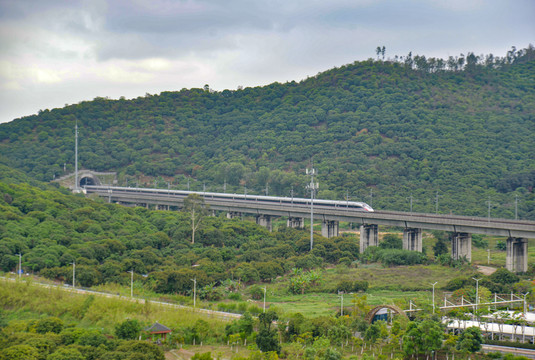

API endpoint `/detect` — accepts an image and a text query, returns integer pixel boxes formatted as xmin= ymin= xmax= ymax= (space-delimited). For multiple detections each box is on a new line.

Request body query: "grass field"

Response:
xmin=262 ymin=263 xmax=479 ymax=317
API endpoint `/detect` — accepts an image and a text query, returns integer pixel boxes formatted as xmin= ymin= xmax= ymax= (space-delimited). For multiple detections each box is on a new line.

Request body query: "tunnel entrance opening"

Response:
xmin=80 ymin=177 xmax=96 ymax=187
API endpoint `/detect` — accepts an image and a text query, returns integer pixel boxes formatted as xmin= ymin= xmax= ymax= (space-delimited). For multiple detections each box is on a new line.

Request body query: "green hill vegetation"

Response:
xmin=1 ymin=46 xmax=535 ymax=359
xmin=1 ymin=46 xmax=534 ymax=218
xmin=1 ymin=169 xmax=534 ymax=359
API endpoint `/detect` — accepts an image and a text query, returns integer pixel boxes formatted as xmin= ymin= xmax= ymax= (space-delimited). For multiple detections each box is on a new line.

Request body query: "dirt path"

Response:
xmin=166 ymin=349 xmax=195 ymax=360
xmin=476 ymin=265 xmax=497 ymax=275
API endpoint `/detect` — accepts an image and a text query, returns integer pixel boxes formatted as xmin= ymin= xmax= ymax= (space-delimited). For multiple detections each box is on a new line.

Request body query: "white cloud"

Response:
xmin=0 ymin=0 xmax=533 ymax=124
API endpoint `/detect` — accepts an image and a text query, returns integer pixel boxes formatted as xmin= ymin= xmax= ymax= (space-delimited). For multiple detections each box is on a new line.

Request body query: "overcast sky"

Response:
xmin=0 ymin=0 xmax=533 ymax=124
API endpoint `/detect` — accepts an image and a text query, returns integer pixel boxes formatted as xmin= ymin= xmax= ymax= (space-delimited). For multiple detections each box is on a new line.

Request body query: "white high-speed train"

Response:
xmin=83 ymin=185 xmax=374 ymax=212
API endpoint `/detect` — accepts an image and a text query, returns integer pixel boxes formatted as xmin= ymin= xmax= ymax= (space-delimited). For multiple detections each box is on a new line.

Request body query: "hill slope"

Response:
xmin=1 ymin=47 xmax=534 ymax=218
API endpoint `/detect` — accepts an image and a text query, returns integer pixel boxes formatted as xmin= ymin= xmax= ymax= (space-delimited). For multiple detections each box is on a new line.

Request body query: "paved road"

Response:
xmin=482 ymin=344 xmax=535 ymax=359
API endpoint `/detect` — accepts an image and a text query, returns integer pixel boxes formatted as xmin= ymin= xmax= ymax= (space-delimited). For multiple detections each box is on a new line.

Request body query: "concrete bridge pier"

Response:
xmin=451 ymin=232 xmax=472 ymax=261
xmin=403 ymin=228 xmax=422 ymax=252
xmin=287 ymin=217 xmax=304 ymax=229
xmin=506 ymin=237 xmax=528 ymax=273
xmin=360 ymin=224 xmax=378 ymax=253
xmin=321 ymin=220 xmax=339 ymax=238
xmin=256 ymin=215 xmax=273 ymax=232
xmin=226 ymin=212 xmax=242 ymax=219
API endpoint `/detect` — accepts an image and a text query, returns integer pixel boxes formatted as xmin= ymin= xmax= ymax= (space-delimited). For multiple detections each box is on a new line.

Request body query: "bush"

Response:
xmin=115 ymin=319 xmax=141 ymax=340
xmin=336 ymin=280 xmax=353 ymax=293
xmin=353 ymin=280 xmax=369 ymax=292
xmin=490 ymin=268 xmax=519 ymax=285
xmin=379 ymin=249 xmax=426 ymax=267
xmin=228 ymin=292 xmax=241 ymax=301
xmin=249 ymin=285 xmax=264 ymax=300
xmin=379 ymin=234 xmax=402 ymax=249
xmin=471 ymin=234 xmax=488 ymax=248
xmin=444 ymin=277 xmax=468 ymax=291
xmin=35 ymin=317 xmax=63 ymax=334
xmin=191 ymin=352 xmax=213 ymax=360
xmin=335 ymin=280 xmax=368 ymax=293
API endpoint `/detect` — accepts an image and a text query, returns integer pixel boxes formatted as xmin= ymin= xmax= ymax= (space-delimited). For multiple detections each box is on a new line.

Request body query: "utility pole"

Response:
xmin=486 ymin=197 xmax=492 ymax=221
xmin=515 ymin=195 xmax=520 ymax=220
xmin=263 ymin=286 xmax=267 ymax=313
xmin=306 ymin=167 xmax=318 ymax=251
xmin=431 ymin=282 xmax=437 ymax=313
xmin=71 ymin=260 xmax=76 ymax=289
xmin=473 ymin=277 xmax=481 ymax=310
xmin=407 ymin=194 xmax=414 ymax=213
xmin=435 ymin=191 xmax=441 ymax=214
xmin=129 ymin=269 xmax=134 ymax=298
xmin=191 ymin=278 xmax=197 ymax=308
xmin=339 ymin=291 xmax=344 ymax=316
xmin=368 ymin=189 xmax=373 ymax=207
xmin=74 ymin=120 xmax=79 ymax=191
xmin=16 ymin=253 xmax=22 ymax=279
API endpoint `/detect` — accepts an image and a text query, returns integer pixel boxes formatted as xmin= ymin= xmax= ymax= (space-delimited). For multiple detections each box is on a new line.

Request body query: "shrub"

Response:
xmin=335 ymin=280 xmax=368 ymax=293
xmin=35 ymin=317 xmax=64 ymax=334
xmin=490 ymin=268 xmax=519 ymax=284
xmin=192 ymin=352 xmax=213 ymax=360
xmin=338 ymin=257 xmax=352 ymax=266
xmin=379 ymin=249 xmax=426 ymax=267
xmin=444 ymin=277 xmax=468 ymax=291
xmin=115 ymin=319 xmax=141 ymax=340
xmin=471 ymin=234 xmax=488 ymax=248
xmin=228 ymin=292 xmax=241 ymax=301
xmin=379 ymin=234 xmax=402 ymax=249
xmin=249 ymin=285 xmax=264 ymax=300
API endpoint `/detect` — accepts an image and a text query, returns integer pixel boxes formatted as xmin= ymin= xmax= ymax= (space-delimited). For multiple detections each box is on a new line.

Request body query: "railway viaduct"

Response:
xmin=83 ymin=185 xmax=535 ymax=273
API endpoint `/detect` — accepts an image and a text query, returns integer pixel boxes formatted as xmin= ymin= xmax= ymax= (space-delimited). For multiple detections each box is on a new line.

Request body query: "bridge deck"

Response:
xmin=85 ymin=186 xmax=535 ymax=238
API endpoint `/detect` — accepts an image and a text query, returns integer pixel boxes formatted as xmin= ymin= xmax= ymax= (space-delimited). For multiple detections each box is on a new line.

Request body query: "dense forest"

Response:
xmin=0 ymin=163 xmax=358 ymax=294
xmin=0 ymin=46 xmax=534 ymax=219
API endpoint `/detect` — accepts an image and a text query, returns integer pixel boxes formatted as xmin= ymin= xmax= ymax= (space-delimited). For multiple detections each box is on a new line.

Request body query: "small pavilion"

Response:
xmin=144 ymin=322 xmax=172 ymax=343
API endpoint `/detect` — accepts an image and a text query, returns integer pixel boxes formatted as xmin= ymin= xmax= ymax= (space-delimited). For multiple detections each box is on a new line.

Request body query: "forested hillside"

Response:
xmin=0 ymin=174 xmax=361 ymax=294
xmin=1 ymin=46 xmax=534 ymax=218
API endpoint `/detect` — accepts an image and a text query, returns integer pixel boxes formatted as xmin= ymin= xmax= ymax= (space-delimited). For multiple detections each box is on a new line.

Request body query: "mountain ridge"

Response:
xmin=1 ymin=46 xmax=534 ymax=218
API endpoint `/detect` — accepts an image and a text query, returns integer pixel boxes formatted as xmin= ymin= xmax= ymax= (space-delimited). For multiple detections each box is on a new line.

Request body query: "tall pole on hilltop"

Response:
xmin=306 ymin=167 xmax=318 ymax=251
xmin=74 ymin=120 xmax=79 ymax=191
xmin=72 ymin=260 xmax=76 ymax=289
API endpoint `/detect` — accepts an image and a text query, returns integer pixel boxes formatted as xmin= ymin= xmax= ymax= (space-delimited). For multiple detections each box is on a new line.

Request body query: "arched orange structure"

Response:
xmin=365 ymin=304 xmax=407 ymax=323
